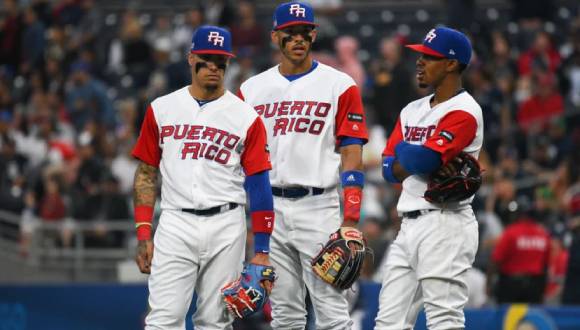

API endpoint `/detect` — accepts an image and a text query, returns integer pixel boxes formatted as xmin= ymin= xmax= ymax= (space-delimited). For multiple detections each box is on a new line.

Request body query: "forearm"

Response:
xmin=340 ymin=144 xmax=364 ymax=227
xmin=382 ymin=156 xmax=411 ymax=183
xmin=133 ymin=162 xmax=158 ymax=240
xmin=245 ymin=171 xmax=274 ymax=254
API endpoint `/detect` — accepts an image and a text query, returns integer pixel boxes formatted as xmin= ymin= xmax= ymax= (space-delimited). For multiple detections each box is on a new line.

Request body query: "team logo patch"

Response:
xmin=347 ymin=113 xmax=363 ymax=122
xmin=438 ymin=130 xmax=454 ymax=142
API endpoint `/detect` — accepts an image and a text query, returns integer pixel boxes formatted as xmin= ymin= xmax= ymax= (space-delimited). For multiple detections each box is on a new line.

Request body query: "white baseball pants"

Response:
xmin=145 ymin=207 xmax=246 ymax=330
xmin=269 ymin=189 xmax=353 ymax=330
xmin=375 ymin=208 xmax=479 ymax=330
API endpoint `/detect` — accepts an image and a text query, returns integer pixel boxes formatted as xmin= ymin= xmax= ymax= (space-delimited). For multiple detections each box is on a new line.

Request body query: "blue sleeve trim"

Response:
xmin=245 ymin=171 xmax=273 ymax=212
xmin=339 ymin=137 xmax=365 ymax=147
xmin=254 ymin=233 xmax=271 ymax=254
xmin=382 ymin=156 xmax=400 ymax=183
xmin=395 ymin=142 xmax=442 ymax=174
xmin=341 ymin=170 xmax=365 ymax=187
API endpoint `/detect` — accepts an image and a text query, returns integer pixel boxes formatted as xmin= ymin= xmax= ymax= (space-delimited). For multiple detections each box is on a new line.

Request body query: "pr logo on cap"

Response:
xmin=425 ymin=29 xmax=437 ymax=43
xmin=405 ymin=26 xmax=472 ymax=65
xmin=190 ymin=25 xmax=235 ymax=57
xmin=289 ymin=4 xmax=306 ymax=17
xmin=208 ymin=31 xmax=224 ymax=47
xmin=273 ymin=2 xmax=317 ymax=31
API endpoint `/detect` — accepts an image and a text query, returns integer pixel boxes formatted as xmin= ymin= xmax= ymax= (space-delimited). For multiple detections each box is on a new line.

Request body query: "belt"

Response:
xmin=182 ymin=203 xmax=238 ymax=216
xmin=402 ymin=209 xmax=438 ymax=219
xmin=272 ymin=186 xmax=325 ymax=198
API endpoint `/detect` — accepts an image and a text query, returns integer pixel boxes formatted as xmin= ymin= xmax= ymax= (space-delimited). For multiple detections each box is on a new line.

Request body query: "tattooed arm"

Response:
xmin=134 ymin=161 xmax=158 ymax=274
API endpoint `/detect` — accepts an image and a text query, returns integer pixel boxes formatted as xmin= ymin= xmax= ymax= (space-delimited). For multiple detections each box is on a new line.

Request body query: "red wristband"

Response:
xmin=343 ymin=187 xmax=362 ymax=222
xmin=251 ymin=210 xmax=274 ymax=234
xmin=135 ymin=205 xmax=153 ymax=241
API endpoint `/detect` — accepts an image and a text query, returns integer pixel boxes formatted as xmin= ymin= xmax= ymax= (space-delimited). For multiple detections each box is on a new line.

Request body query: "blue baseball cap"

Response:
xmin=273 ymin=2 xmax=317 ymax=31
xmin=406 ymin=27 xmax=472 ymax=65
xmin=190 ymin=25 xmax=235 ymax=57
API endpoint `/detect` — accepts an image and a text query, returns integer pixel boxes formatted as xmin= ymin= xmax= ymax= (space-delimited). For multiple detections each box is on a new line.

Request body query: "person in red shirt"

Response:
xmin=487 ymin=201 xmax=551 ymax=304
xmin=517 ymin=72 xmax=564 ymax=133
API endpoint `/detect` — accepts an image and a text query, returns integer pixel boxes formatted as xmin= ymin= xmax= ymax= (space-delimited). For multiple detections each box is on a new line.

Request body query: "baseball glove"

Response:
xmin=311 ymin=227 xmax=367 ymax=290
xmin=424 ymin=152 xmax=482 ymax=204
xmin=221 ymin=263 xmax=276 ymax=319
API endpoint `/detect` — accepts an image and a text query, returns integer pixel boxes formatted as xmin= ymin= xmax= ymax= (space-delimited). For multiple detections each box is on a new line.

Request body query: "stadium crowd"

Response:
xmin=1 ymin=0 xmax=579 ymax=309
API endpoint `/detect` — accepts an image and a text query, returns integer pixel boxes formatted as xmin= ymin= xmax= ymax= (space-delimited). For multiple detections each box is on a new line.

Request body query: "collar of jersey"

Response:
xmin=428 ymin=88 xmax=466 ymax=109
xmin=194 ymin=93 xmax=224 ymax=108
xmin=281 ymin=61 xmax=319 ymax=82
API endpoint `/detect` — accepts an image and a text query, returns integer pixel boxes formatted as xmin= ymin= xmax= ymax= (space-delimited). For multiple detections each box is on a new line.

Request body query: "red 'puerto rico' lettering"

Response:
xmin=180 ymin=142 xmax=231 ymax=164
xmin=404 ymin=125 xmax=436 ymax=142
xmin=254 ymin=100 xmax=331 ymax=137
xmin=160 ymin=124 xmax=240 ymax=150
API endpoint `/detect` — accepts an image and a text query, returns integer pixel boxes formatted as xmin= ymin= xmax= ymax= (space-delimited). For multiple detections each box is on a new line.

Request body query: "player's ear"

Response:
xmin=187 ymin=53 xmax=196 ymax=67
xmin=310 ymin=29 xmax=317 ymax=43
xmin=271 ymin=30 xmax=279 ymax=45
xmin=446 ymin=59 xmax=460 ymax=73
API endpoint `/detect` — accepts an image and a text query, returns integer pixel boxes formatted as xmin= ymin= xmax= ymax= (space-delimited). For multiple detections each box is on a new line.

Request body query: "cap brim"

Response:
xmin=191 ymin=50 xmax=236 ymax=58
xmin=274 ymin=21 xmax=318 ymax=31
xmin=405 ymin=44 xmax=445 ymax=58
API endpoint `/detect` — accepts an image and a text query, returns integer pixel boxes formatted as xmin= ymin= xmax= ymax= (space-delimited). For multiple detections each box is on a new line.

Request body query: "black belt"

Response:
xmin=402 ymin=209 xmax=438 ymax=219
xmin=182 ymin=203 xmax=238 ymax=216
xmin=272 ymin=186 xmax=325 ymax=198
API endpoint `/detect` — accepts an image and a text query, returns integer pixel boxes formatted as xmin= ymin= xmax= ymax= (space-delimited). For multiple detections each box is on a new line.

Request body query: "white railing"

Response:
xmin=0 ymin=210 xmax=139 ymax=280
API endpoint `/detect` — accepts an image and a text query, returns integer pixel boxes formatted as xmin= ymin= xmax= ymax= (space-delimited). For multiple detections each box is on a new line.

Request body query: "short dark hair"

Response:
xmin=458 ymin=63 xmax=468 ymax=73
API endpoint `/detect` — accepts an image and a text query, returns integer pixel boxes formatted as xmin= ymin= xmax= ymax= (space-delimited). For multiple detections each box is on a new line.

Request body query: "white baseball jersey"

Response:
xmin=383 ymin=90 xmax=483 ymax=212
xmin=239 ymin=62 xmax=368 ymax=188
xmin=132 ymin=86 xmax=271 ymax=210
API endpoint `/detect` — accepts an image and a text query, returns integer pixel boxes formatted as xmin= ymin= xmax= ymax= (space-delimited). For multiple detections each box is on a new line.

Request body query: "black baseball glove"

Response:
xmin=311 ymin=227 xmax=367 ymax=290
xmin=424 ymin=152 xmax=482 ymax=204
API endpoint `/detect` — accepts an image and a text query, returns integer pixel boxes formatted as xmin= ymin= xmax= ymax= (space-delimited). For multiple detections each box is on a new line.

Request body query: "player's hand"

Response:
xmin=249 ymin=253 xmax=274 ymax=295
xmin=136 ymin=239 xmax=154 ymax=274
xmin=435 ymin=156 xmax=463 ymax=177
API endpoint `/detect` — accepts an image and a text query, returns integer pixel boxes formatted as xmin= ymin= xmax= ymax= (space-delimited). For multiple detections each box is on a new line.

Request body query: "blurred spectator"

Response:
xmin=120 ymin=17 xmax=153 ymax=89
xmin=64 ymin=61 xmax=116 ymax=130
xmin=370 ymin=36 xmax=416 ymax=133
xmin=68 ymin=0 xmax=102 ymax=52
xmin=487 ymin=201 xmax=551 ymax=304
xmin=559 ymin=26 xmax=580 ymax=107
xmin=20 ymin=6 xmax=46 ymax=74
xmin=0 ymin=0 xmax=23 ymax=71
xmin=38 ymin=173 xmax=67 ymax=221
xmin=306 ymin=0 xmax=343 ymax=52
xmin=172 ymin=7 xmax=204 ymax=54
xmin=0 ymin=136 xmax=27 ymax=213
xmin=334 ymin=36 xmax=365 ymax=89
xmin=69 ymin=130 xmax=106 ymax=221
xmin=517 ymin=72 xmax=564 ymax=133
xmin=224 ymin=48 xmax=257 ymax=93
xmin=204 ymin=0 xmax=235 ymax=27
xmin=51 ymin=0 xmax=83 ymax=27
xmin=230 ymin=1 xmax=265 ymax=56
xmin=517 ymin=31 xmax=561 ymax=77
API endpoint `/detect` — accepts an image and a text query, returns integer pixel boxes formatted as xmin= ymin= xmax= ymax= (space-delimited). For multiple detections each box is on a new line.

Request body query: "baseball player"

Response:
xmin=238 ymin=2 xmax=369 ymax=329
xmin=376 ymin=27 xmax=483 ymax=330
xmin=131 ymin=25 xmax=275 ymax=330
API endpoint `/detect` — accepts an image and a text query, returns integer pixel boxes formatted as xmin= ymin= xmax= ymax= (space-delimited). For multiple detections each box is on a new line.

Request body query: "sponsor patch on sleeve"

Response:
xmin=347 ymin=113 xmax=363 ymax=122
xmin=438 ymin=130 xmax=454 ymax=142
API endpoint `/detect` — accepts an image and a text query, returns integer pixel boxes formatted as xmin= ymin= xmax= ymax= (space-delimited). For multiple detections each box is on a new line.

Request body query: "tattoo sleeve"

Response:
xmin=133 ymin=162 xmax=158 ymax=207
